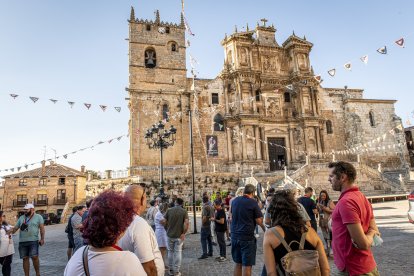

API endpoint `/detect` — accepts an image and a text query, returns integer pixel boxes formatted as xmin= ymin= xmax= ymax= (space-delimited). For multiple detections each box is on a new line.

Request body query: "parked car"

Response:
xmin=41 ymin=213 xmax=52 ymax=225
xmin=408 ymin=189 xmax=414 ymax=224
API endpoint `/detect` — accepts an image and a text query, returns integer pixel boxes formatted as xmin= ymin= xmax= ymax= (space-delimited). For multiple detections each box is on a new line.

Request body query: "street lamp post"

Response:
xmin=144 ymin=121 xmax=177 ymax=200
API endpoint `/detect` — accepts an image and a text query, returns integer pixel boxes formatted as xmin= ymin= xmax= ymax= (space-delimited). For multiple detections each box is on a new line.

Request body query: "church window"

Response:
xmin=284 ymin=92 xmax=291 ymax=102
xmin=166 ymin=27 xmax=170 ymax=34
xmin=212 ymin=93 xmax=219 ymax=105
xmin=326 ymin=120 xmax=333 ymax=134
xmin=144 ymin=48 xmax=156 ymax=68
xmin=369 ymin=111 xmax=375 ymax=127
xmin=171 ymin=43 xmax=177 ymax=52
xmin=227 ymin=83 xmax=232 ymax=92
xmin=255 ymin=90 xmax=261 ymax=101
xmin=146 ymin=24 xmax=151 ymax=31
xmin=162 ymin=104 xmax=169 ymax=121
xmin=213 ymin=114 xmax=224 ymax=131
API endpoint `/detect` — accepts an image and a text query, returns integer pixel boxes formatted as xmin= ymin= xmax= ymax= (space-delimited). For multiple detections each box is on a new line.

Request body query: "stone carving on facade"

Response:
xmin=231 ymin=126 xmax=240 ymax=144
xmin=262 ymin=55 xmax=276 ymax=72
xmin=294 ymin=127 xmax=303 ymax=145
xmin=240 ymin=48 xmax=249 ymax=65
xmin=246 ymin=128 xmax=255 ymax=160
xmin=297 ymin=53 xmax=308 ymax=70
xmin=266 ymin=97 xmax=281 ymax=117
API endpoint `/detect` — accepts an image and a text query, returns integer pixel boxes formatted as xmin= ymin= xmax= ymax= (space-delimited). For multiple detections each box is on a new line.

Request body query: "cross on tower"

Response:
xmin=260 ymin=18 xmax=268 ymax=27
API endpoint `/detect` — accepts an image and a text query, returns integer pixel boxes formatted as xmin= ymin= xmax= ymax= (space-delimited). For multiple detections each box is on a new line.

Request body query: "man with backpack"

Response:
xmin=65 ymin=207 xmax=77 ymax=261
xmin=329 ymin=161 xmax=380 ymax=276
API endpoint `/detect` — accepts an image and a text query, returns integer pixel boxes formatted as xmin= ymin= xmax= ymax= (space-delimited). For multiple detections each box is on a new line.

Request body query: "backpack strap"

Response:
xmin=299 ymin=226 xmax=309 ymax=250
xmin=82 ymin=246 xmax=90 ymax=276
xmin=270 ymin=227 xmax=292 ymax=253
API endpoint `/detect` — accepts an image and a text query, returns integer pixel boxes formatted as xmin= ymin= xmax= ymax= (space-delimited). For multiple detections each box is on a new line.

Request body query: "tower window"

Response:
xmin=171 ymin=43 xmax=177 ymax=52
xmin=212 ymin=93 xmax=219 ymax=105
xmin=145 ymin=48 xmax=156 ymax=68
xmin=284 ymin=92 xmax=291 ymax=102
xmin=166 ymin=27 xmax=170 ymax=34
xmin=146 ymin=24 xmax=151 ymax=31
xmin=213 ymin=114 xmax=224 ymax=131
xmin=326 ymin=120 xmax=333 ymax=134
xmin=369 ymin=111 xmax=375 ymax=127
xmin=255 ymin=90 xmax=261 ymax=101
xmin=162 ymin=104 xmax=169 ymax=121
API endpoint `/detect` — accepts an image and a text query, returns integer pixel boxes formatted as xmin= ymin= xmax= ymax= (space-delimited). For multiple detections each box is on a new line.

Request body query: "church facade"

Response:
xmin=127 ymin=7 xmax=409 ymax=177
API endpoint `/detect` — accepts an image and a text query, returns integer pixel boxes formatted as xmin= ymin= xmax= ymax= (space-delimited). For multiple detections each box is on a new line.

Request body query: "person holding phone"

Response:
xmin=8 ymin=203 xmax=45 ymax=276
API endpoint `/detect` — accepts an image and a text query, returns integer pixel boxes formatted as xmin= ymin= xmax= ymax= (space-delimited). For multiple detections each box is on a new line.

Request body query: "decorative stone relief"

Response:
xmin=266 ymin=97 xmax=281 ymax=117
xmin=262 ymin=55 xmax=277 ymax=72
xmin=297 ymin=53 xmax=308 ymax=70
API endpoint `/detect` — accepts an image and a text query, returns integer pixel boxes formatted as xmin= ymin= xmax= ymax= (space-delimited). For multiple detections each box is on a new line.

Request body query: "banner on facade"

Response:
xmin=206 ymin=135 xmax=218 ymax=156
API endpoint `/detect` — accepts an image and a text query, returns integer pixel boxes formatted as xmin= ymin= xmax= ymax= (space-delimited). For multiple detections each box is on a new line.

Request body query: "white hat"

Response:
xmin=23 ymin=203 xmax=34 ymax=210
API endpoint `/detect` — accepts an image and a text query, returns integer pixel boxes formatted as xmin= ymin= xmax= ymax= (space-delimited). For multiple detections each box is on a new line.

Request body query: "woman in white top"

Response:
xmin=64 ymin=190 xmax=146 ymax=276
xmin=0 ymin=211 xmax=14 ymax=276
xmin=154 ymin=203 xmax=169 ymax=266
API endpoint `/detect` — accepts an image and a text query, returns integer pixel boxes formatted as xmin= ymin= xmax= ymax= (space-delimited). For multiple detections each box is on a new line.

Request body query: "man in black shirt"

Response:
xmin=297 ymin=187 xmax=318 ymax=231
xmin=212 ymin=200 xmax=227 ymax=262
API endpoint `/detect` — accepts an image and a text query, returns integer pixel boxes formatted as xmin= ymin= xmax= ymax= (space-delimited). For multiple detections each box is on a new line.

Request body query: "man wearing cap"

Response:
xmin=9 ymin=203 xmax=45 ymax=276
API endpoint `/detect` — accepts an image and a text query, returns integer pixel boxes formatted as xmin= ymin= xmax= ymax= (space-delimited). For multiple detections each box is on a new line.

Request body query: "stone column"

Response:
xmin=261 ymin=127 xmax=268 ymax=161
xmin=224 ymin=83 xmax=230 ymax=114
xmin=288 ymin=127 xmax=294 ymax=163
xmin=241 ymin=126 xmax=247 ymax=160
xmin=254 ymin=126 xmax=262 ymax=160
xmin=237 ymin=80 xmax=243 ymax=114
xmin=227 ymin=127 xmax=233 ymax=161
xmin=315 ymin=127 xmax=322 ymax=156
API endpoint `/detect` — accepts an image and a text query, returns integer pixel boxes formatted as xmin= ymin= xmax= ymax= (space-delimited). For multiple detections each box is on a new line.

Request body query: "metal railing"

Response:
xmin=53 ymin=197 xmax=67 ymax=205
xmin=34 ymin=199 xmax=48 ymax=206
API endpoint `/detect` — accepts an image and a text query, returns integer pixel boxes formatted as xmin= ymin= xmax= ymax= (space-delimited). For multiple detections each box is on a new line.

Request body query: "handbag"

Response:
xmin=82 ymin=246 xmax=90 ymax=276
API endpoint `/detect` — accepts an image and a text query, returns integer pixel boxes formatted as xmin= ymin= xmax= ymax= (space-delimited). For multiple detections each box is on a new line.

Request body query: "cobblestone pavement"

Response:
xmin=10 ymin=200 xmax=413 ymax=275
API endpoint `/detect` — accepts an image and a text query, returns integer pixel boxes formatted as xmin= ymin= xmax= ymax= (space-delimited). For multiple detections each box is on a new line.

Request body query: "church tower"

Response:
xmin=127 ymin=7 xmax=190 ymax=172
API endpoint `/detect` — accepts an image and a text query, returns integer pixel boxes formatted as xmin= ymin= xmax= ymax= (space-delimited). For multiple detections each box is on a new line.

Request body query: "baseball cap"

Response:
xmin=23 ymin=203 xmax=34 ymax=210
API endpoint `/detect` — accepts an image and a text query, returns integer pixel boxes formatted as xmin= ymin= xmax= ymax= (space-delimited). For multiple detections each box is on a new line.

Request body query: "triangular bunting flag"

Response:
xmin=10 ymin=168 xmax=14 ymax=172
xmin=183 ymin=15 xmax=195 ymax=36
xmin=360 ymin=55 xmax=368 ymax=64
xmin=29 ymin=97 xmax=39 ymax=103
xmin=99 ymin=105 xmax=107 ymax=112
xmin=327 ymin=69 xmax=336 ymax=77
xmin=286 ymin=84 xmax=294 ymax=90
xmin=84 ymin=103 xmax=92 ymax=110
xmin=117 ymin=136 xmax=123 ymax=141
xmin=24 ymin=164 xmax=28 ymax=169
xmin=114 ymin=107 xmax=121 ymax=113
xmin=49 ymin=99 xmax=58 ymax=104
xmin=68 ymin=101 xmax=75 ymax=108
xmin=63 ymin=154 xmax=68 ymax=159
xmin=108 ymin=139 xmax=113 ymax=144
xmin=98 ymin=141 xmax=104 ymax=145
xmin=395 ymin=38 xmax=405 ymax=48
xmin=377 ymin=46 xmax=387 ymax=54
xmin=10 ymin=94 xmax=19 ymax=99
xmin=17 ymin=167 xmax=21 ymax=171
xmin=344 ymin=63 xmax=352 ymax=70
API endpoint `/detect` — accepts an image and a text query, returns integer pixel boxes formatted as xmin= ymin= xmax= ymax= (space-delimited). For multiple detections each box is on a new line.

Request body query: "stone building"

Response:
xmin=126 ymin=7 xmax=409 ymax=194
xmin=2 ymin=161 xmax=86 ymax=224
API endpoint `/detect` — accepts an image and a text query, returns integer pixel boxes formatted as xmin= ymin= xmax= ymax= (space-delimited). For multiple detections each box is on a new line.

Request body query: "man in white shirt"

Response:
xmin=118 ymin=184 xmax=164 ymax=276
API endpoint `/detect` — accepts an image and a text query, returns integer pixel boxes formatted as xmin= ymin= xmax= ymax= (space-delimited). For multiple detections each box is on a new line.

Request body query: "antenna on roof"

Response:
xmin=42 ymin=146 xmax=47 ymax=161
xmin=51 ymin=148 xmax=57 ymax=163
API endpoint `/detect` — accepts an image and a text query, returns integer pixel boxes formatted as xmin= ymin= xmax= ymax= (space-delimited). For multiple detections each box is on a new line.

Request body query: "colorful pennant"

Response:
xmin=327 ymin=69 xmax=336 ymax=77
xmin=377 ymin=46 xmax=387 ymax=54
xmin=344 ymin=62 xmax=352 ymax=71
xmin=360 ymin=55 xmax=369 ymax=64
xmin=84 ymin=103 xmax=92 ymax=110
xmin=99 ymin=105 xmax=107 ymax=112
xmin=395 ymin=38 xmax=405 ymax=48
xmin=29 ymin=97 xmax=39 ymax=103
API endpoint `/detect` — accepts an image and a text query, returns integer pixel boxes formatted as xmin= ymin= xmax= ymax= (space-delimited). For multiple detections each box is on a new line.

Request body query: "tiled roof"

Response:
xmin=3 ymin=163 xmax=85 ymax=179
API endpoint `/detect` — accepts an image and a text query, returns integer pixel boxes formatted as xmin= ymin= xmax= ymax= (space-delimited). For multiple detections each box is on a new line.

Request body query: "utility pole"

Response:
xmin=189 ymin=107 xmax=197 ymax=234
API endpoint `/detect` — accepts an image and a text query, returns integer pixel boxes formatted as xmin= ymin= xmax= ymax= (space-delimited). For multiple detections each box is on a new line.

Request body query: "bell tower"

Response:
xmin=128 ymin=7 xmax=189 ymax=171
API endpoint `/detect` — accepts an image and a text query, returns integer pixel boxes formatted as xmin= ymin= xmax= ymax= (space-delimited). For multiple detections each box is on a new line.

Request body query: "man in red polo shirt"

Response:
xmin=328 ymin=161 xmax=380 ymax=276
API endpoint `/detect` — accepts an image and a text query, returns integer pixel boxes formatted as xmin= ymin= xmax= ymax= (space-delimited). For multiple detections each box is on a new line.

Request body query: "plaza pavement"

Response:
xmin=10 ymin=200 xmax=413 ymax=275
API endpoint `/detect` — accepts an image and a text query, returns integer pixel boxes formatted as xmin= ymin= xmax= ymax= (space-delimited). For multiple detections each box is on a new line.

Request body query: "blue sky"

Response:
xmin=0 ymin=0 xmax=413 ymax=177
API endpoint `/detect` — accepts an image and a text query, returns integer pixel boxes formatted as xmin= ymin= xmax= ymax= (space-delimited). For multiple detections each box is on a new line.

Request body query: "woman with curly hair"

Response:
xmin=317 ymin=190 xmax=335 ymax=257
xmin=263 ymin=190 xmax=329 ymax=276
xmin=64 ymin=190 xmax=145 ymax=275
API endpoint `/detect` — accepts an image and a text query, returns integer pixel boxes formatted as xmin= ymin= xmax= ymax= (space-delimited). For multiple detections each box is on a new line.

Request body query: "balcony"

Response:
xmin=34 ymin=198 xmax=48 ymax=206
xmin=53 ymin=197 xmax=67 ymax=205
xmin=13 ymin=199 xmax=28 ymax=207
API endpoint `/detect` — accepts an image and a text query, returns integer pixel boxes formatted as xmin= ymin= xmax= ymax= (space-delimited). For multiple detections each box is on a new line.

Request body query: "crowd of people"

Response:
xmin=1 ymin=161 xmax=382 ymax=276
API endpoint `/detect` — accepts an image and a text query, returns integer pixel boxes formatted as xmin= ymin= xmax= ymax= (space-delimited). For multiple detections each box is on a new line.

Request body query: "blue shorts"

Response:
xmin=231 ymin=238 xmax=257 ymax=266
xmin=18 ymin=241 xmax=39 ymax=259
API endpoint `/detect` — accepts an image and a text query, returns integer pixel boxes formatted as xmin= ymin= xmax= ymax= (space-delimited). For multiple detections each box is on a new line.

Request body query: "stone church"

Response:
xmin=126 ymin=7 xmax=409 ymax=188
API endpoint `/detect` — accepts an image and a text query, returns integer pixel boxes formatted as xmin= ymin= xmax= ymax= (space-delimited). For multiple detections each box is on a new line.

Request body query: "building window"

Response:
xmin=58 ymin=177 xmax=66 ymax=185
xmin=166 ymin=27 xmax=170 ymax=34
xmin=18 ymin=179 xmax=27 ymax=186
xmin=212 ymin=93 xmax=219 ymax=105
xmin=227 ymin=83 xmax=232 ymax=92
xmin=255 ymin=90 xmax=261 ymax=101
xmin=144 ymin=48 xmax=156 ymax=68
xmin=171 ymin=43 xmax=176 ymax=52
xmin=326 ymin=120 xmax=333 ymax=134
xmin=369 ymin=111 xmax=375 ymax=127
xmin=284 ymin=92 xmax=291 ymax=102
xmin=57 ymin=189 xmax=66 ymax=199
xmin=39 ymin=178 xmax=47 ymax=186
xmin=162 ymin=104 xmax=169 ymax=121
xmin=146 ymin=24 xmax=151 ymax=31
xmin=213 ymin=114 xmax=224 ymax=131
